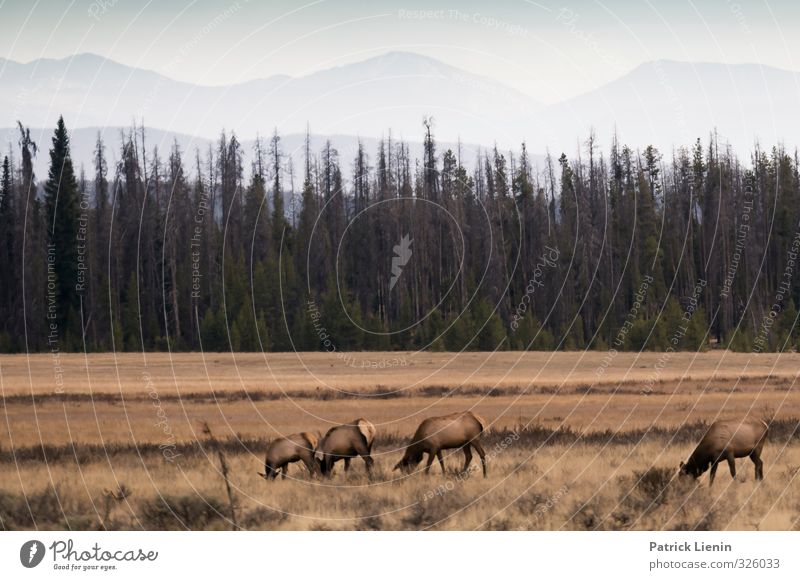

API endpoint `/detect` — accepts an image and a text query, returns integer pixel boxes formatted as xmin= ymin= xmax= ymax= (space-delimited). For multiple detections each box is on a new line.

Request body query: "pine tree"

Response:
xmin=0 ymin=156 xmax=13 ymax=349
xmin=270 ymin=129 xmax=289 ymax=250
xmin=43 ymin=117 xmax=83 ymax=345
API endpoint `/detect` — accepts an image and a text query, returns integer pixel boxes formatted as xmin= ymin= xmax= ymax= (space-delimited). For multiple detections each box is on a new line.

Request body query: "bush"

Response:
xmin=626 ymin=467 xmax=675 ymax=510
xmin=0 ymin=490 xmax=29 ymax=529
xmin=140 ymin=495 xmax=226 ymax=530
xmin=239 ymin=506 xmax=288 ymax=530
xmin=402 ymin=488 xmax=467 ymax=529
xmin=0 ymin=486 xmax=72 ymax=530
xmin=26 ymin=486 xmax=67 ymax=525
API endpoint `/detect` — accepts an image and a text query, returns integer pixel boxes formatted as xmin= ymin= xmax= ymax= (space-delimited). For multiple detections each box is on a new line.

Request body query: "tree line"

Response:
xmin=0 ymin=116 xmax=798 ymax=354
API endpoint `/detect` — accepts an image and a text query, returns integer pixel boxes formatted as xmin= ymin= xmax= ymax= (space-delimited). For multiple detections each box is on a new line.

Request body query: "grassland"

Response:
xmin=1 ymin=351 xmax=799 ymax=531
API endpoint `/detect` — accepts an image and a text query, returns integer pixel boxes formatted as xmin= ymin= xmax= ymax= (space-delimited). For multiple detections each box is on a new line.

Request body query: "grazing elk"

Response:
xmin=318 ymin=418 xmax=376 ymax=476
xmin=393 ymin=411 xmax=488 ymax=477
xmin=258 ymin=431 xmax=320 ymax=480
xmin=679 ymin=418 xmax=769 ymax=485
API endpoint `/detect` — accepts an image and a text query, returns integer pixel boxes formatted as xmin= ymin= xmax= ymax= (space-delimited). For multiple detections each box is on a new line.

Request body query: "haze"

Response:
xmin=1 ymin=0 xmax=799 ymax=104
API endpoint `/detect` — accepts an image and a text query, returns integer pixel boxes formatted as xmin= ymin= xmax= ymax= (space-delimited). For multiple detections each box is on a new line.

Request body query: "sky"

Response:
xmin=0 ymin=0 xmax=798 ymax=103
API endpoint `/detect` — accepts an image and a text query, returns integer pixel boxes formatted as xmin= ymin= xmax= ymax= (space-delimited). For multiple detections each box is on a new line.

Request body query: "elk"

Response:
xmin=679 ymin=418 xmax=769 ymax=485
xmin=393 ymin=411 xmax=488 ymax=477
xmin=257 ymin=431 xmax=320 ymax=480
xmin=318 ymin=418 xmax=376 ymax=476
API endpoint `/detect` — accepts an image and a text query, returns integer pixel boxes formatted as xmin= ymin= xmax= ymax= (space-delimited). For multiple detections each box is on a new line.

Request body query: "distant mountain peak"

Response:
xmin=1 ymin=53 xmax=797 ymax=153
xmin=307 ymin=50 xmax=465 ymax=79
xmin=0 ymin=50 xmax=541 ymax=144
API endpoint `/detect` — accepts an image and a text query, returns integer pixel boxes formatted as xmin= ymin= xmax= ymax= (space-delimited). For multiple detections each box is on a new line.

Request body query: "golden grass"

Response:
xmin=1 ymin=352 xmax=798 ymax=530
xmin=2 ymin=350 xmax=800 ymax=396
xmin=1 ymin=389 xmax=797 ymax=448
xmin=3 ymin=441 xmax=799 ymax=531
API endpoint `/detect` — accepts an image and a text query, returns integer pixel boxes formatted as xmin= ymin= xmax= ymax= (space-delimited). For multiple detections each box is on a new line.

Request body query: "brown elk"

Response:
xmin=393 ymin=411 xmax=488 ymax=477
xmin=679 ymin=418 xmax=769 ymax=485
xmin=257 ymin=431 xmax=320 ymax=480
xmin=318 ymin=418 xmax=376 ymax=476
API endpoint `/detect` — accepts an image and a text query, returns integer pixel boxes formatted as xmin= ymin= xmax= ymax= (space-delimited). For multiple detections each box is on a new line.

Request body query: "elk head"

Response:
xmin=393 ymin=447 xmax=423 ymax=473
xmin=679 ymin=459 xmax=707 ymax=479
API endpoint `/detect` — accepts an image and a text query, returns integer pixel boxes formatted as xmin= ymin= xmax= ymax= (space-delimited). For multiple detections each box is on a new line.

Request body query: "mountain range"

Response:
xmin=2 ymin=51 xmax=799 ymax=174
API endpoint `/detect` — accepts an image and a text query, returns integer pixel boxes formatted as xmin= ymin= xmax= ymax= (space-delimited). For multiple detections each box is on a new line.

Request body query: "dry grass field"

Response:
xmin=1 ymin=351 xmax=799 ymax=531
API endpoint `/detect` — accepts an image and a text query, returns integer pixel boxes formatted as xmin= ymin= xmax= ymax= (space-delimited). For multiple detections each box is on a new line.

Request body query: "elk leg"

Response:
xmin=352 ymin=439 xmax=374 ymax=474
xmin=281 ymin=465 xmax=288 ymax=480
xmin=344 ymin=458 xmax=351 ymax=474
xmin=726 ymin=452 xmax=737 ymax=481
xmin=750 ymin=452 xmax=764 ymax=481
xmin=709 ymin=461 xmax=719 ymax=486
xmin=363 ymin=456 xmax=374 ymax=474
xmin=322 ymin=456 xmax=333 ymax=477
xmin=462 ymin=445 xmax=473 ymax=472
xmin=436 ymin=451 xmax=446 ymax=474
xmin=424 ymin=450 xmax=436 ymax=474
xmin=301 ymin=455 xmax=319 ymax=477
xmin=471 ymin=441 xmax=488 ymax=478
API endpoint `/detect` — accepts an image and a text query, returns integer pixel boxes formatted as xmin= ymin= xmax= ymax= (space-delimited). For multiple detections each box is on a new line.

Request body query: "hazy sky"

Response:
xmin=1 ymin=0 xmax=798 ymax=103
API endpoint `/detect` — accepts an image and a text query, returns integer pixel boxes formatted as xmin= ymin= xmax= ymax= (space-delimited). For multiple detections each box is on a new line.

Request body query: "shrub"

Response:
xmin=140 ymin=495 xmax=226 ymax=530
xmin=629 ymin=467 xmax=675 ymax=509
xmin=0 ymin=486 xmax=71 ymax=530
xmin=31 ymin=487 xmax=63 ymax=526
xmin=239 ymin=506 xmax=288 ymax=530
xmin=0 ymin=490 xmax=29 ymax=530
xmin=402 ymin=488 xmax=467 ymax=529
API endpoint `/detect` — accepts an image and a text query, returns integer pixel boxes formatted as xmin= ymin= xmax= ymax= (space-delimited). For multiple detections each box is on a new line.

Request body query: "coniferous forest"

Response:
xmin=1 ymin=116 xmax=799 ymax=354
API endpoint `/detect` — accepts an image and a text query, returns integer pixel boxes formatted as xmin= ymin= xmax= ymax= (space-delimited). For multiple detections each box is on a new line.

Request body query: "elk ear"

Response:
xmin=679 ymin=461 xmax=685 ymax=469
xmin=257 ymin=472 xmax=266 ymax=478
xmin=393 ymin=461 xmax=402 ymax=472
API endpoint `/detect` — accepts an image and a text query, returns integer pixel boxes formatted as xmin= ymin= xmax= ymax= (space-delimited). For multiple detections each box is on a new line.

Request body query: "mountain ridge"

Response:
xmin=0 ymin=51 xmax=540 ymax=145
xmin=2 ymin=52 xmax=799 ymax=155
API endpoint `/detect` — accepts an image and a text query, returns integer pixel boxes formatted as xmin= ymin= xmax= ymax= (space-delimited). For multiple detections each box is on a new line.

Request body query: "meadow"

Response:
xmin=1 ymin=351 xmax=798 ymax=531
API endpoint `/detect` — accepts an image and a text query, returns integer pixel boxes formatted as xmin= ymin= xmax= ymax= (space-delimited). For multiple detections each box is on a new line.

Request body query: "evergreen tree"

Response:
xmin=43 ymin=117 xmax=82 ymax=345
xmin=0 ymin=156 xmax=13 ymax=349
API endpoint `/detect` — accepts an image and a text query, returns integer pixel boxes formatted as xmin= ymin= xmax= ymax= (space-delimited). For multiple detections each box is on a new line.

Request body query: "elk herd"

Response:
xmin=258 ymin=412 xmax=771 ymax=486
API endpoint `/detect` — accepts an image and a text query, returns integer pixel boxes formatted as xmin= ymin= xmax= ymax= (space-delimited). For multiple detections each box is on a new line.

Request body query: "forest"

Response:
xmin=0 ymin=116 xmax=798 ymax=354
